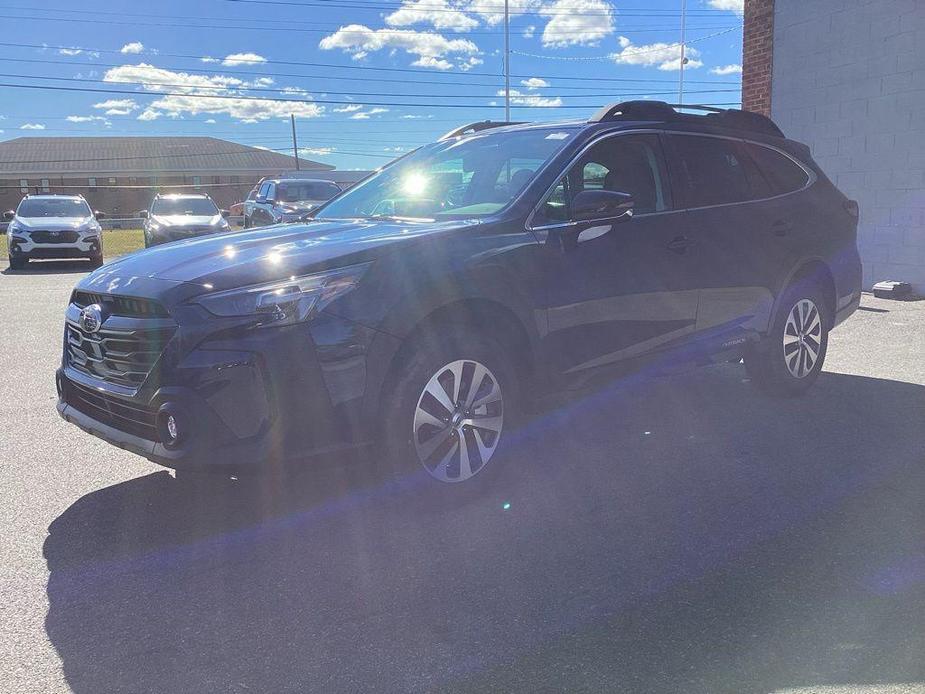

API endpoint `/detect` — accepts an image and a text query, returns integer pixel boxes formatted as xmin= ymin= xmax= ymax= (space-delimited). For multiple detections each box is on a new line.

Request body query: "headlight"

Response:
xmin=192 ymin=263 xmax=371 ymax=325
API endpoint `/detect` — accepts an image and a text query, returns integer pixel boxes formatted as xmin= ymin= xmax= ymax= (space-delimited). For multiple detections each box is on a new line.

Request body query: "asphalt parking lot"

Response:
xmin=1 ymin=260 xmax=924 ymax=694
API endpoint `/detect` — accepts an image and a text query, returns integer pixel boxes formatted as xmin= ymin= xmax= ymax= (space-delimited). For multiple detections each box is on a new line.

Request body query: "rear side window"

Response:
xmin=669 ymin=135 xmax=752 ymax=207
xmin=744 ymin=143 xmax=810 ymax=196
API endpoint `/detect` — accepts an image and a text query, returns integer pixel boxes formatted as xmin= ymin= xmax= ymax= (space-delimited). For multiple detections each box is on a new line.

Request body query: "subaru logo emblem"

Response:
xmin=79 ymin=304 xmax=103 ymax=334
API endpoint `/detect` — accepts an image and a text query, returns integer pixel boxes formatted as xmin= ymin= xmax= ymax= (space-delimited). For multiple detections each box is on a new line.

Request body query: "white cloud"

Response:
xmin=334 ymin=104 xmax=363 ymax=113
xmin=222 ymin=52 xmax=267 ymax=66
xmin=611 ymin=36 xmax=703 ymax=71
xmin=20 ymin=123 xmax=45 ymax=130
xmin=541 ymin=0 xmax=614 ymax=47
xmin=205 ymin=118 xmax=217 ymax=123
xmin=386 ymin=0 xmax=478 ymax=32
xmin=467 ymin=0 xmax=540 ymax=26
xmin=92 ymin=98 xmax=138 ymax=116
xmin=300 ymin=146 xmax=335 ymax=156
xmin=497 ymin=88 xmax=562 ymax=107
xmin=708 ymin=0 xmax=744 ymax=13
xmin=523 ymin=25 xmax=536 ymax=38
xmin=200 ymin=56 xmax=220 ymax=64
xmin=710 ymin=63 xmax=742 ymax=75
xmin=58 ymin=48 xmax=82 ymax=56
xmin=319 ymin=25 xmax=479 ymax=70
xmin=521 ymin=77 xmax=549 ymax=89
xmin=349 ymin=107 xmax=390 ymax=120
xmin=66 ymin=115 xmax=111 ymax=126
xmin=120 ymin=42 xmax=144 ymax=54
xmin=103 ymin=63 xmax=324 ymax=123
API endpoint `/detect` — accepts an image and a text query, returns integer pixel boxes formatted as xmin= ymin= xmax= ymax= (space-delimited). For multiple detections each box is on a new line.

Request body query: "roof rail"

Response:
xmin=438 ymin=120 xmax=526 ymax=141
xmin=588 ymin=100 xmax=784 ymax=138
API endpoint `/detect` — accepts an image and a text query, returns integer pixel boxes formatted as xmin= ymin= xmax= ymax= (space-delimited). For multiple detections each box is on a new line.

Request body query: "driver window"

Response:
xmin=570 ymin=134 xmax=669 ymax=215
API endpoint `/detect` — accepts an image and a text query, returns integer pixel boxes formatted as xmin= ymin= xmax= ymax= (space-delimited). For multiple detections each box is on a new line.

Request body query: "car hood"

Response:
xmin=93 ymin=217 xmax=479 ymax=292
xmin=14 ymin=216 xmax=95 ymax=230
xmin=150 ymin=214 xmax=222 ymax=227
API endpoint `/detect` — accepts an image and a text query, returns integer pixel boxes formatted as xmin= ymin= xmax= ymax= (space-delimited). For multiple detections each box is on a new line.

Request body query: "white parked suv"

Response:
xmin=5 ymin=194 xmax=104 ymax=270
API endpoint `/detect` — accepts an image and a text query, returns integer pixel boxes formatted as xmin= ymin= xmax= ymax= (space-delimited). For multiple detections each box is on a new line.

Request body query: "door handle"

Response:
xmin=770 ymin=219 xmax=793 ymax=236
xmin=666 ymin=235 xmax=697 ymax=254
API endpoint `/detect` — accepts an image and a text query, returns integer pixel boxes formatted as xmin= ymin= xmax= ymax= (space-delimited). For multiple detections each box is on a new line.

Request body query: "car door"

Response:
xmin=664 ymin=133 xmax=798 ymax=343
xmin=533 ymin=132 xmax=701 ymax=383
xmin=253 ymin=182 xmax=272 ymax=226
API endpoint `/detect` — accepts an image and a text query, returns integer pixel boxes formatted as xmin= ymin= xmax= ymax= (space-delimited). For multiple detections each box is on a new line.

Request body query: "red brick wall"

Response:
xmin=742 ymin=0 xmax=775 ymax=115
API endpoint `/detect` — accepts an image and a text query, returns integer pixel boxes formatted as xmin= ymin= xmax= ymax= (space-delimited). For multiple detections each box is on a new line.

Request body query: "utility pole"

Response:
xmin=290 ymin=114 xmax=300 ymax=171
xmin=504 ymin=0 xmax=510 ymax=122
xmin=678 ymin=0 xmax=687 ymax=105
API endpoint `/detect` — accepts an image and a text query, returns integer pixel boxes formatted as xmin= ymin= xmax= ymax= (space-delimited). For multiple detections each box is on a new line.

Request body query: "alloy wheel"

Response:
xmin=412 ymin=359 xmax=504 ymax=483
xmin=783 ymin=298 xmax=823 ymax=378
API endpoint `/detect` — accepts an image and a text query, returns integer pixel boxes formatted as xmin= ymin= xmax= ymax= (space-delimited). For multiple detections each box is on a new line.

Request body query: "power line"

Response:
xmin=0 ymin=81 xmax=738 ymax=110
xmin=0 ymin=71 xmax=740 ymax=102
xmin=0 ymin=41 xmax=742 ymax=85
xmin=0 ymin=6 xmax=739 ymax=36
xmin=221 ymin=0 xmax=732 ymax=18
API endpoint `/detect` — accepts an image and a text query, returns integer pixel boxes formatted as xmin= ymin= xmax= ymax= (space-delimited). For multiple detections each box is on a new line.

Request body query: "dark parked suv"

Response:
xmin=56 ymin=102 xmax=861 ymax=486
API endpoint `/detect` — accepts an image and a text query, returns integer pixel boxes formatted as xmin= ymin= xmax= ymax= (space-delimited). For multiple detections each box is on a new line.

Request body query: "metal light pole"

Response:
xmin=678 ymin=0 xmax=687 ymax=104
xmin=504 ymin=0 xmax=510 ymax=121
xmin=290 ymin=114 xmax=300 ymax=171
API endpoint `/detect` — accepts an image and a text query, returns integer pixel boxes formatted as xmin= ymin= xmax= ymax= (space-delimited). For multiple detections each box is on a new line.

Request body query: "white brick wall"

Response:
xmin=771 ymin=0 xmax=925 ymax=290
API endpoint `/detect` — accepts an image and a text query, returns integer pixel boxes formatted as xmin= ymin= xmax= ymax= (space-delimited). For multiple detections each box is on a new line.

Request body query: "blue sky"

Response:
xmin=0 ymin=0 xmax=744 ymax=170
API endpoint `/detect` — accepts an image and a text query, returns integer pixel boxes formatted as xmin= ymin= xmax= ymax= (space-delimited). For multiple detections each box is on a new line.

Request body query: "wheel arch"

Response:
xmin=364 ymin=295 xmax=538 ymax=428
xmin=776 ymin=258 xmax=837 ymax=326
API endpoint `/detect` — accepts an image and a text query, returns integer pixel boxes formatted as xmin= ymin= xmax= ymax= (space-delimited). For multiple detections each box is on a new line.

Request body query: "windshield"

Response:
xmin=315 ymin=128 xmax=575 ymax=220
xmin=17 ymin=198 xmax=91 ymax=218
xmin=152 ymin=197 xmax=219 ymax=216
xmin=277 ymin=181 xmax=340 ymax=203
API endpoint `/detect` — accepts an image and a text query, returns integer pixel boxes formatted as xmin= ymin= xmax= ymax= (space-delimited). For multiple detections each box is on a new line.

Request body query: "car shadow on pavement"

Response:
xmin=43 ymin=365 xmax=925 ymax=693
xmin=2 ymin=260 xmax=94 ymax=276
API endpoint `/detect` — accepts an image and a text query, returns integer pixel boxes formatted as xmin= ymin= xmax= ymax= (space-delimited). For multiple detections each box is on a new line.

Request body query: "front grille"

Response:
xmin=72 ymin=291 xmax=168 ymax=318
xmin=67 ymin=381 xmax=158 ymax=441
xmin=66 ymin=293 xmax=176 ymax=388
xmin=31 ymin=230 xmax=80 ymax=244
xmin=67 ymin=321 xmax=175 ymax=388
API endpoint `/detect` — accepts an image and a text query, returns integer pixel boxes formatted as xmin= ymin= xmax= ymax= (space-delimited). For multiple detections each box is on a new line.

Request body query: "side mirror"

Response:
xmin=139 ymin=210 xmax=149 ymax=219
xmin=2 ymin=210 xmax=14 ymax=221
xmin=220 ymin=209 xmax=230 ymax=218
xmin=255 ymin=196 xmax=267 ymax=204
xmin=93 ymin=210 xmax=106 ymax=220
xmin=571 ymin=189 xmax=634 ymax=222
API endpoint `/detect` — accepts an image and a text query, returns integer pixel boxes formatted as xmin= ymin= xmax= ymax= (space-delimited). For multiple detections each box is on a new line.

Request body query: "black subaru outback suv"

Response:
xmin=57 ymin=102 xmax=862 ymax=486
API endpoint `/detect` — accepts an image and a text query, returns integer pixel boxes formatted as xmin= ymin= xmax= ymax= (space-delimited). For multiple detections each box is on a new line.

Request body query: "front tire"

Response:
xmin=383 ymin=328 xmax=516 ymax=486
xmin=89 ymin=253 xmax=104 ymax=268
xmin=745 ymin=283 xmax=829 ymax=396
xmin=8 ymin=255 xmax=27 ymax=270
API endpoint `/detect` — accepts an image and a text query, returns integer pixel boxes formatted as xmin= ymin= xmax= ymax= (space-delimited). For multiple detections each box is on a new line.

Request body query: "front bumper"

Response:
xmin=10 ymin=234 xmax=100 ymax=258
xmin=146 ymin=226 xmax=226 ymax=246
xmin=57 ymin=311 xmax=387 ymax=473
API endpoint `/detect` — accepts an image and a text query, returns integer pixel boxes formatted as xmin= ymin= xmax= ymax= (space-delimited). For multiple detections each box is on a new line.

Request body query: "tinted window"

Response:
xmin=572 ymin=133 xmax=669 ymax=215
xmin=17 ymin=197 xmax=91 ymax=218
xmin=276 ymin=181 xmax=341 ymax=203
xmin=535 ymin=178 xmax=570 ymax=225
xmin=744 ymin=143 xmax=809 ymax=196
xmin=151 ymin=197 xmax=219 ymax=216
xmin=670 ymin=135 xmax=751 ymax=207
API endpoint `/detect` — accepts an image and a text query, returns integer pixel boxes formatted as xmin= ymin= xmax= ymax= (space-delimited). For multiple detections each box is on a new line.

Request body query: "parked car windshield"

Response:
xmin=17 ymin=197 xmax=92 ymax=218
xmin=314 ymin=127 xmax=577 ymax=220
xmin=152 ymin=197 xmax=219 ymax=216
xmin=277 ymin=181 xmax=340 ymax=203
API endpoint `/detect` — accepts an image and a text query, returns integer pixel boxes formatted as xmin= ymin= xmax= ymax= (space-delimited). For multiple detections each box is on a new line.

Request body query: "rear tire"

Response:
xmin=382 ymin=326 xmax=518 ymax=488
xmin=8 ymin=255 xmax=26 ymax=270
xmin=745 ymin=282 xmax=829 ymax=396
